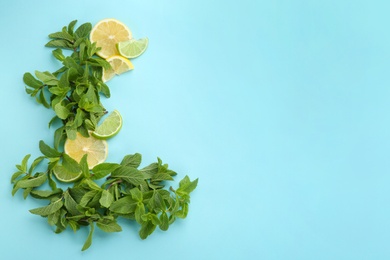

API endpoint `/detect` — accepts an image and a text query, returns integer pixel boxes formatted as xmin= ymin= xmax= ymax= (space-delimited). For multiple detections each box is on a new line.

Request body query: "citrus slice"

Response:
xmin=102 ymin=55 xmax=134 ymax=82
xmin=92 ymin=110 xmax=123 ymax=139
xmin=90 ymin=18 xmax=132 ymax=58
xmin=64 ymin=132 xmax=108 ymax=169
xmin=53 ymin=164 xmax=82 ymax=183
xmin=117 ymin=38 xmax=149 ymax=58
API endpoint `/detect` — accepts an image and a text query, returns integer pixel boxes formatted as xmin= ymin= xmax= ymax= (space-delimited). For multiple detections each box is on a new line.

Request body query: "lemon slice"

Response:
xmin=102 ymin=55 xmax=134 ymax=82
xmin=64 ymin=132 xmax=108 ymax=169
xmin=90 ymin=18 xmax=132 ymax=58
xmin=117 ymin=38 xmax=149 ymax=58
xmin=92 ymin=110 xmax=123 ymax=139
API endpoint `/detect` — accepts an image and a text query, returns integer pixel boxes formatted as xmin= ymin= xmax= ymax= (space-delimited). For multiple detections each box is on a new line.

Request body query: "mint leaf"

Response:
xmin=23 ymin=73 xmax=43 ymax=89
xmin=121 ymin=153 xmax=142 ymax=168
xmin=99 ymin=190 xmax=114 ymax=208
xmin=111 ymin=166 xmax=145 ymax=186
xmin=81 ymin=222 xmax=94 ymax=251
xmin=96 ymin=219 xmax=122 ymax=233
xmin=91 ymin=163 xmax=120 ymax=180
xmin=29 ymin=198 xmax=64 ymax=216
xmin=16 ymin=173 xmax=47 ymax=189
xmin=39 ymin=140 xmax=61 ymax=158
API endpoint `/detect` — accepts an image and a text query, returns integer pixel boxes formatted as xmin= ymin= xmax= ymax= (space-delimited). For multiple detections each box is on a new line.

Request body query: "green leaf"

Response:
xmin=140 ymin=163 xmax=158 ymax=178
xmin=79 ymin=154 xmax=90 ymax=178
xmin=177 ymin=176 xmax=198 ymax=195
xmin=35 ymin=71 xmax=58 ymax=85
xmin=52 ymin=48 xmax=66 ymax=61
xmin=91 ymin=163 xmax=121 ymax=180
xmin=49 ymin=30 xmax=74 ymax=42
xmin=75 ymin=23 xmax=92 ymax=40
xmin=67 ymin=20 xmax=77 ymax=35
xmin=121 ymin=153 xmax=142 ymax=168
xmin=45 ymin=39 xmax=73 ymax=49
xmin=81 ymin=222 xmax=95 ymax=251
xmin=30 ymin=189 xmax=63 ymax=199
xmin=54 ymin=126 xmax=65 ymax=150
xmin=139 ymin=220 xmax=156 ymax=240
xmin=64 ymin=191 xmax=80 ymax=215
xmin=54 ymin=102 xmax=70 ymax=120
xmin=109 ymin=196 xmax=137 ymax=214
xmin=111 ymin=166 xmax=145 ymax=186
xmin=17 ymin=173 xmax=47 ymax=188
xmin=80 ymin=190 xmax=99 ymax=207
xmin=96 ymin=219 xmax=122 ymax=233
xmin=135 ymin=203 xmax=145 ymax=224
xmin=159 ymin=212 xmax=169 ymax=231
xmin=39 ymin=140 xmax=61 ymax=158
xmin=62 ymin=153 xmax=82 ymax=174
xmin=23 ymin=73 xmax=43 ymax=89
xmin=21 ymin=154 xmax=31 ymax=172
xmin=175 ymin=202 xmax=189 ymax=219
xmin=29 ymin=156 xmax=45 ymax=174
xmin=130 ymin=187 xmax=143 ymax=202
xmin=99 ymin=189 xmax=114 ymax=208
xmin=11 ymin=171 xmax=24 ymax=183
xmin=151 ymin=172 xmax=174 ymax=183
xmin=29 ymin=198 xmax=64 ymax=216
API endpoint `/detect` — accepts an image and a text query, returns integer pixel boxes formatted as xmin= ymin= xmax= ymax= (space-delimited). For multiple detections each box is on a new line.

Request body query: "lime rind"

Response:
xmin=117 ymin=37 xmax=149 ymax=59
xmin=92 ymin=110 xmax=123 ymax=139
xmin=53 ymin=164 xmax=82 ymax=183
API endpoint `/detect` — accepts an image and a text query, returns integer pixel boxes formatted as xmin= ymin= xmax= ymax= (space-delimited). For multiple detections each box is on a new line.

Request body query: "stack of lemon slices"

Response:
xmin=89 ymin=18 xmax=149 ymax=82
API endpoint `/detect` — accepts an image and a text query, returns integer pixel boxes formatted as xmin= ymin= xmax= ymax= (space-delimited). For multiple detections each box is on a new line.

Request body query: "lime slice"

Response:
xmin=64 ymin=132 xmax=108 ymax=169
xmin=92 ymin=110 xmax=123 ymax=139
xmin=53 ymin=164 xmax=82 ymax=183
xmin=117 ymin=38 xmax=149 ymax=58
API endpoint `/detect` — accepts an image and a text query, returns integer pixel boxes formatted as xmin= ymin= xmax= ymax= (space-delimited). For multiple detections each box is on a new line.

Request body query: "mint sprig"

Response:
xmin=11 ymin=20 xmax=198 ymax=251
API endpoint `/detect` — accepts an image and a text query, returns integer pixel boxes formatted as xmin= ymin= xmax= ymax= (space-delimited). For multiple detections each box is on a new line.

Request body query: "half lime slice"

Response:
xmin=117 ymin=38 xmax=149 ymax=58
xmin=92 ymin=110 xmax=123 ymax=139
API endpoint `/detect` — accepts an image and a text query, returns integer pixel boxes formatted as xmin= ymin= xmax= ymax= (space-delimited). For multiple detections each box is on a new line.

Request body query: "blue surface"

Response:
xmin=1 ymin=0 xmax=390 ymax=259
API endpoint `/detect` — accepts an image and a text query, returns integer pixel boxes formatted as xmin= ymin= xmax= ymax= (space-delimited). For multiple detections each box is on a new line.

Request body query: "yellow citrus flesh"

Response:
xmin=90 ymin=18 xmax=132 ymax=58
xmin=64 ymin=132 xmax=108 ymax=169
xmin=102 ymin=55 xmax=134 ymax=82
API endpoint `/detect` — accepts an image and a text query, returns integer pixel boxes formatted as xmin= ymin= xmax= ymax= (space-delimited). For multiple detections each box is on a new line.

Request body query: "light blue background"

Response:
xmin=1 ymin=0 xmax=390 ymax=259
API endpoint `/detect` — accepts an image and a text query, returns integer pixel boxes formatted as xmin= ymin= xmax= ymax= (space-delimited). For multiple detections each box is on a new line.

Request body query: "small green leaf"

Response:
xmin=159 ymin=212 xmax=169 ymax=231
xmin=130 ymin=187 xmax=143 ymax=202
xmin=91 ymin=163 xmax=121 ymax=180
xmin=45 ymin=39 xmax=73 ymax=49
xmin=139 ymin=220 xmax=156 ymax=240
xmin=17 ymin=173 xmax=47 ymax=188
xmin=81 ymin=222 xmax=95 ymax=251
xmin=23 ymin=73 xmax=43 ymax=89
xmin=64 ymin=191 xmax=81 ymax=215
xmin=29 ymin=156 xmax=45 ymax=174
xmin=30 ymin=189 xmax=63 ymax=199
xmin=54 ymin=102 xmax=70 ymax=120
xmin=75 ymin=23 xmax=92 ymax=40
xmin=121 ymin=153 xmax=142 ymax=168
xmin=177 ymin=176 xmax=198 ymax=195
xmin=52 ymin=48 xmax=66 ymax=61
xmin=35 ymin=71 xmax=58 ymax=85
xmin=135 ymin=203 xmax=146 ymax=224
xmin=96 ymin=219 xmax=122 ymax=233
xmin=39 ymin=140 xmax=61 ymax=158
xmin=109 ymin=196 xmax=137 ymax=214
xmin=111 ymin=166 xmax=145 ymax=186
xmin=99 ymin=189 xmax=114 ymax=208
xmin=29 ymin=198 xmax=64 ymax=216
